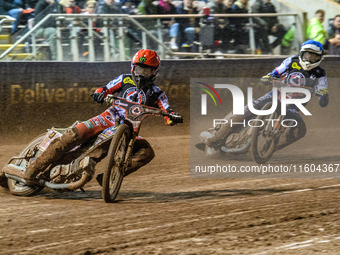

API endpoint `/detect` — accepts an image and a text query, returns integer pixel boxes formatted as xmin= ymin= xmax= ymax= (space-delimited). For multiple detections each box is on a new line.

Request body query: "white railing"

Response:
xmin=0 ymin=15 xmax=16 ymax=34
xmin=0 ymin=13 xmax=300 ymax=61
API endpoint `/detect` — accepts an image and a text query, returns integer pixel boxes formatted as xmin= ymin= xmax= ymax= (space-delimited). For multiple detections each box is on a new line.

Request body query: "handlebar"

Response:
xmin=105 ymin=95 xmax=183 ymax=123
xmin=269 ymin=77 xmax=326 ymax=97
xmin=104 ymin=94 xmax=115 ymax=105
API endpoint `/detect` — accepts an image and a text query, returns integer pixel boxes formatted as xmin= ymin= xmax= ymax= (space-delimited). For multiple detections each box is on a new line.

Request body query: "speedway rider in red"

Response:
xmin=7 ymin=49 xmax=182 ymax=182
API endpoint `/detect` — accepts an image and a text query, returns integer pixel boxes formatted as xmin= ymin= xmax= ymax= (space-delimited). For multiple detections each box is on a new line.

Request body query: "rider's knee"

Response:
xmin=61 ymin=128 xmax=81 ymax=148
xmin=48 ymin=127 xmax=80 ymax=153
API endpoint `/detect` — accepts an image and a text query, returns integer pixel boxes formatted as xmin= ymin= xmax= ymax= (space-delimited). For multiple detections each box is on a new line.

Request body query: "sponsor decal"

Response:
xmin=158 ymin=94 xmax=170 ymax=109
xmin=114 ymin=99 xmax=129 ymax=107
xmin=130 ymin=105 xmax=143 ymax=116
xmin=292 ymin=62 xmax=301 ymax=70
xmin=287 ymin=72 xmax=306 ymax=87
xmin=91 ymin=117 xmax=100 ymax=126
xmin=103 ymin=129 xmax=114 ymax=136
xmin=48 ymin=131 xmax=56 ymax=139
xmin=101 ymin=126 xmax=118 ymax=138
xmin=97 ymin=115 xmax=108 ymax=126
xmin=83 ymin=120 xmax=94 ymax=129
xmin=113 ymin=75 xmax=123 ymax=84
xmin=105 ymin=115 xmax=114 ymax=123
xmin=139 ymin=56 xmax=147 ymax=63
xmin=123 ymin=87 xmax=146 ymax=104
xmin=123 ymin=77 xmax=135 ymax=85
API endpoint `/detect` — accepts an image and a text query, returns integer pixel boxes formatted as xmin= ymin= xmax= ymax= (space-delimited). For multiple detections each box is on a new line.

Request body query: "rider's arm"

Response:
xmin=95 ymin=75 xmax=124 ymax=97
xmin=261 ymin=57 xmax=293 ymax=83
xmin=153 ymin=87 xmax=177 ymax=126
xmin=269 ymin=56 xmax=294 ymax=78
xmin=314 ymin=75 xmax=329 ymax=107
xmin=156 ymin=92 xmax=176 ymax=126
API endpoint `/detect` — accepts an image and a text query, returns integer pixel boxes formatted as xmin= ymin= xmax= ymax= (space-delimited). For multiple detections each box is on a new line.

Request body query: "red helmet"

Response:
xmin=132 ymin=49 xmax=160 ymax=69
xmin=131 ymin=49 xmax=160 ymax=89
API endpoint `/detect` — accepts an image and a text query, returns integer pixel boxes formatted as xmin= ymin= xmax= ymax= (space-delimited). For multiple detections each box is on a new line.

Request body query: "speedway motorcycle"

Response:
xmin=197 ymin=78 xmax=319 ymax=164
xmin=2 ymin=95 xmax=183 ymax=203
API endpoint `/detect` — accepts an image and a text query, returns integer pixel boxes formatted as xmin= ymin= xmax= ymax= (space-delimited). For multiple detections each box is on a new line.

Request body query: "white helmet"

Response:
xmin=299 ymin=40 xmax=324 ymax=71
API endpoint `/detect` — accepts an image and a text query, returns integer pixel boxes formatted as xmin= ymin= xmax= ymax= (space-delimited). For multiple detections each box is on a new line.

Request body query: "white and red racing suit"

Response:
xmin=73 ymin=74 xmax=176 ymax=175
xmin=76 ymin=74 xmax=175 ymax=138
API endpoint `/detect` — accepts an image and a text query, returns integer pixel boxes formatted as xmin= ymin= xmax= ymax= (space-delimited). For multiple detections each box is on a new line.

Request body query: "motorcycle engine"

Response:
xmin=49 ymin=164 xmax=78 ymax=184
xmin=49 ymin=157 xmax=95 ymax=184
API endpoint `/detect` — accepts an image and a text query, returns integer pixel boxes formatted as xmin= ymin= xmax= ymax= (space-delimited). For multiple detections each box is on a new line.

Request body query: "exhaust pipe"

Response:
xmin=5 ymin=172 xmax=90 ymax=190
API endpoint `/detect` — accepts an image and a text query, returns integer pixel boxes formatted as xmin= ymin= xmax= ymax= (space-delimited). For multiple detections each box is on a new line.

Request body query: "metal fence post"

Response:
xmin=31 ymin=33 xmax=37 ymax=60
xmin=103 ymin=18 xmax=110 ymax=62
xmin=156 ymin=18 xmax=165 ymax=58
xmin=142 ymin=32 xmax=147 ymax=49
xmin=109 ymin=28 xmax=117 ymax=61
xmin=87 ymin=17 xmax=95 ymax=62
xmin=248 ymin=17 xmax=256 ymax=54
xmin=56 ymin=18 xmax=64 ymax=61
xmin=118 ymin=18 xmax=125 ymax=61
xmin=71 ymin=18 xmax=79 ymax=62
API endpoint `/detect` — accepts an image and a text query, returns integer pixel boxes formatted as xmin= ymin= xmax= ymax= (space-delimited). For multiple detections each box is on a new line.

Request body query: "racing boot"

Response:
xmin=96 ymin=139 xmax=155 ymax=186
xmin=124 ymin=139 xmax=155 ymax=177
xmin=25 ymin=127 xmax=82 ymax=180
xmin=276 ymin=121 xmax=307 ymax=151
xmin=198 ymin=131 xmax=220 ymax=156
xmin=205 ymin=115 xmax=245 ymax=149
xmin=124 ymin=143 xmax=155 ymax=177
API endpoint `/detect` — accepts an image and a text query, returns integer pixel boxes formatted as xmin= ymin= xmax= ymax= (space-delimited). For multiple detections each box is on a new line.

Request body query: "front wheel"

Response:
xmin=102 ymin=124 xmax=132 ymax=203
xmin=250 ymin=103 xmax=281 ymax=164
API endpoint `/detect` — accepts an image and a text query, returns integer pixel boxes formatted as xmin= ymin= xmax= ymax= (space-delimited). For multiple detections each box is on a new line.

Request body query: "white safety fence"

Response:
xmin=0 ymin=13 xmax=300 ymax=61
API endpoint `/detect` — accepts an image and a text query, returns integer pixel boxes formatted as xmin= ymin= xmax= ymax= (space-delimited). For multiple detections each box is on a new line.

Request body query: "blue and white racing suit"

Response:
xmin=207 ymin=55 xmax=328 ymax=149
xmin=243 ymin=55 xmax=328 ymax=147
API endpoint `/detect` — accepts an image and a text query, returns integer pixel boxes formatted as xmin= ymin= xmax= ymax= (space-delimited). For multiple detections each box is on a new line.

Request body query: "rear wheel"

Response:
xmin=102 ymin=124 xmax=131 ymax=203
xmin=7 ymin=134 xmax=46 ymax=196
xmin=250 ymin=103 xmax=281 ymax=164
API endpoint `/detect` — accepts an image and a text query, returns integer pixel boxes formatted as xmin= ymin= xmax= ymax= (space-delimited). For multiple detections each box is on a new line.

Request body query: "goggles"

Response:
xmin=132 ymin=65 xmax=154 ymax=77
xmin=302 ymin=51 xmax=321 ymax=63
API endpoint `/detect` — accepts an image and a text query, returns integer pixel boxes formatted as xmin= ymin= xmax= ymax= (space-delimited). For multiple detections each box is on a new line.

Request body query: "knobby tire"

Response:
xmin=102 ymin=124 xmax=131 ymax=203
xmin=250 ymin=102 xmax=280 ymax=164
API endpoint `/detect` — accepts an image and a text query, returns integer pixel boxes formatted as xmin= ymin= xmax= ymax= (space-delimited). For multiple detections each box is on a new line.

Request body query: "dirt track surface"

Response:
xmin=1 ymin=134 xmax=340 ymax=255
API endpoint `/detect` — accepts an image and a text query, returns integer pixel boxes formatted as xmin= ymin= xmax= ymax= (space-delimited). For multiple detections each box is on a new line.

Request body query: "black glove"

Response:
xmin=90 ymin=92 xmax=105 ymax=104
xmin=318 ymin=94 xmax=329 ymax=108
